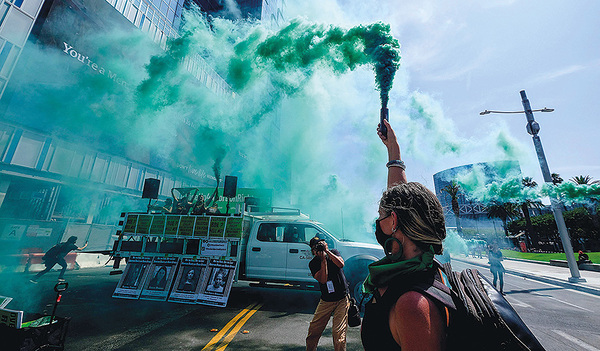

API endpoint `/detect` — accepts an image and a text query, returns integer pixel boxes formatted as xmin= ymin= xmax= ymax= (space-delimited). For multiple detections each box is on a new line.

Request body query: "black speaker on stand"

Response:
xmin=142 ymin=178 xmax=160 ymax=213
xmin=223 ymin=176 xmax=237 ymax=215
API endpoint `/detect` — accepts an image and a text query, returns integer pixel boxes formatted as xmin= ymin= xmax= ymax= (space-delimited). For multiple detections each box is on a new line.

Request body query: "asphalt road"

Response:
xmin=2 ymin=261 xmax=600 ymax=350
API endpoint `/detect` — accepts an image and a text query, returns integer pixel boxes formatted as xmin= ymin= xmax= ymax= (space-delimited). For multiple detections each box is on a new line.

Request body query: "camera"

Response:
xmin=314 ymin=240 xmax=326 ymax=252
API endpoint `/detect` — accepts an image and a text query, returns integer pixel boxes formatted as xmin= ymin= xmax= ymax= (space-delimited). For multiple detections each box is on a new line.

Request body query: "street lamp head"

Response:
xmin=479 ymin=110 xmax=491 ymax=115
xmin=541 ymin=107 xmax=554 ymax=113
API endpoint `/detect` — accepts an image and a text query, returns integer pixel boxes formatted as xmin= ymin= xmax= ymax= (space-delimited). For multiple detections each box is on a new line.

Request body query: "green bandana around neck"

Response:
xmin=362 ymin=246 xmax=435 ymax=294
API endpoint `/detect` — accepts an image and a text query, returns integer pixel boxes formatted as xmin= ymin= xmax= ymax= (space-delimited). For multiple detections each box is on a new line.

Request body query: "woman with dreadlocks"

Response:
xmin=361 ymin=119 xmax=455 ymax=351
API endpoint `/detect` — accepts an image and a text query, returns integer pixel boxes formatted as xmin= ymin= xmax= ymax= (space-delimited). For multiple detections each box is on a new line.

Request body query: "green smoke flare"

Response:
xmin=230 ymin=19 xmax=401 ymax=108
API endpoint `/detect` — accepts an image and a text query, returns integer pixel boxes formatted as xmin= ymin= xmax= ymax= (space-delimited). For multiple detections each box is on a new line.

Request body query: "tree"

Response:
xmin=486 ymin=201 xmax=520 ymax=237
xmin=570 ymin=175 xmax=600 ymax=185
xmin=551 ymin=173 xmax=563 ymax=185
xmin=521 ymin=177 xmax=541 ymax=249
xmin=569 ymin=175 xmax=600 ymax=230
xmin=442 ymin=181 xmax=462 ymax=234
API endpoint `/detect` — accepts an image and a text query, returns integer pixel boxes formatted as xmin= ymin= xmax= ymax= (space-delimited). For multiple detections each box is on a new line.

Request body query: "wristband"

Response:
xmin=386 ymin=160 xmax=406 ymax=170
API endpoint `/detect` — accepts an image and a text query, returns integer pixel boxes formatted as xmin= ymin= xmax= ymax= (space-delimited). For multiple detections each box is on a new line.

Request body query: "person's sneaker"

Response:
xmin=29 ymin=279 xmax=38 ymax=284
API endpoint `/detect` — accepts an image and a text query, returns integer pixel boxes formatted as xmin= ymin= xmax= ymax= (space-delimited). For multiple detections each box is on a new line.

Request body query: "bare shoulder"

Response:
xmin=389 ymin=291 xmax=445 ymax=350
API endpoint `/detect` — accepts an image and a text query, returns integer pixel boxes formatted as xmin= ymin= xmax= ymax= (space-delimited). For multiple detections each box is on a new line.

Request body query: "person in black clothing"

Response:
xmin=306 ymin=237 xmax=349 ymax=351
xmin=30 ymin=236 xmax=87 ymax=283
xmin=488 ymin=244 xmax=505 ymax=294
xmin=360 ymin=119 xmax=451 ymax=351
xmin=578 ymin=250 xmax=592 ymax=265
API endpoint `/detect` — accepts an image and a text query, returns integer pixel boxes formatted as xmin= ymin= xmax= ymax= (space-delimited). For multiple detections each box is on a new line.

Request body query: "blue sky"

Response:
xmin=286 ymin=0 xmax=600 ymax=188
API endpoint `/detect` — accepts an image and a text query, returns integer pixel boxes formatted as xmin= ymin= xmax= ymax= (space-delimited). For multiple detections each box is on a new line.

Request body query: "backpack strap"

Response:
xmin=378 ymin=266 xmax=457 ymax=321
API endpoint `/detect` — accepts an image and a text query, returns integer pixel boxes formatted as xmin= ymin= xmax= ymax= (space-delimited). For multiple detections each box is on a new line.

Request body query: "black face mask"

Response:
xmin=375 ymin=220 xmax=403 ymax=260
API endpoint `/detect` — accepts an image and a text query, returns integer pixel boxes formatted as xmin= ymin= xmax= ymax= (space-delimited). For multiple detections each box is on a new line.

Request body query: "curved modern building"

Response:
xmin=433 ymin=161 xmax=522 ymax=236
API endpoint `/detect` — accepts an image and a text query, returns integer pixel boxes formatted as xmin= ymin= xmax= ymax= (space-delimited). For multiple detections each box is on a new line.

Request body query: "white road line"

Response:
xmin=553 ymin=330 xmax=600 ymax=351
xmin=504 ymin=296 xmax=533 ymax=308
xmin=532 ymin=293 xmax=594 ymax=312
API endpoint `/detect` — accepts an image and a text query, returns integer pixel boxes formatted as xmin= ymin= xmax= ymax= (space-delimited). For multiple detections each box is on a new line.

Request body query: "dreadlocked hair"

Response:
xmin=379 ymin=182 xmax=446 ymax=254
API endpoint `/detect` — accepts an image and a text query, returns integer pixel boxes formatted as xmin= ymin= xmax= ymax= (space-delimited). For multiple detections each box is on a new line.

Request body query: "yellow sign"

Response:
xmin=225 ymin=218 xmax=243 ymax=238
xmin=209 ymin=217 xmax=226 ymax=237
xmin=195 ymin=217 xmax=210 ymax=237
xmin=136 ymin=215 xmax=152 ymax=234
xmin=165 ymin=216 xmax=180 ymax=235
xmin=149 ymin=216 xmax=166 ymax=235
xmin=178 ymin=216 xmax=195 ymax=236
xmin=123 ymin=215 xmax=138 ymax=233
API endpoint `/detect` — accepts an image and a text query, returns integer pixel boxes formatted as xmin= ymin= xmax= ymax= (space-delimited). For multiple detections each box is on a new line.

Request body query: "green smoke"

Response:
xmin=228 ymin=19 xmax=401 ymax=108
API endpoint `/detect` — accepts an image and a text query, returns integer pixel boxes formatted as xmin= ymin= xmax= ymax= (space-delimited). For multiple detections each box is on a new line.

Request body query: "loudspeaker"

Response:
xmin=142 ymin=178 xmax=160 ymax=199
xmin=223 ymin=176 xmax=237 ymax=198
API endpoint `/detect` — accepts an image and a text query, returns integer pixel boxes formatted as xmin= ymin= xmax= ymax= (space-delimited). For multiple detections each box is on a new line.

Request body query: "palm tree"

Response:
xmin=570 ymin=175 xmax=600 ymax=185
xmin=551 ymin=173 xmax=563 ymax=185
xmin=486 ymin=201 xmax=520 ymax=237
xmin=441 ymin=181 xmax=462 ymax=234
xmin=569 ymin=175 xmax=600 ymax=230
xmin=521 ymin=177 xmax=539 ymax=249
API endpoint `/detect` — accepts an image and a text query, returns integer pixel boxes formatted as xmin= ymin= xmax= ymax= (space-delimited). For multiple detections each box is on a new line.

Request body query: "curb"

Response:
xmin=453 ymin=257 xmax=600 ymax=297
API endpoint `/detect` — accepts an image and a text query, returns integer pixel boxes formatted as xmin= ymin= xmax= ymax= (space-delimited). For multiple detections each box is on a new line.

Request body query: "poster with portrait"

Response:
xmin=196 ymin=259 xmax=237 ymax=307
xmin=139 ymin=257 xmax=179 ymax=301
xmin=113 ymin=256 xmax=152 ymax=299
xmin=168 ymin=258 xmax=208 ymax=304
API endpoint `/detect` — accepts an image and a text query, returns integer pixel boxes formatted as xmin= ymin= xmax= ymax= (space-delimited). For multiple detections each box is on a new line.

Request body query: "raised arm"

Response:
xmin=378 ymin=119 xmax=407 ymax=188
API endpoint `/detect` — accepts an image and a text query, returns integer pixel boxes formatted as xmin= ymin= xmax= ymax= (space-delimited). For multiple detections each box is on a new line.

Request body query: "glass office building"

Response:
xmin=0 ymin=0 xmax=257 ymax=264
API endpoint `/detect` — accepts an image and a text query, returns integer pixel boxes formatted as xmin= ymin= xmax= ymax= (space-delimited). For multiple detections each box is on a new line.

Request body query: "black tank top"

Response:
xmin=360 ymin=264 xmax=456 ymax=350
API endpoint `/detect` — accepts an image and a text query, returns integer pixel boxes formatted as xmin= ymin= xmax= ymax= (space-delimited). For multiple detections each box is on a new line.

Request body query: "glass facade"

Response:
xmin=0 ymin=121 xmax=198 ymax=196
xmin=107 ymin=0 xmax=233 ymax=96
xmin=433 ymin=161 xmax=522 ymax=216
xmin=0 ymin=0 xmax=43 ymax=97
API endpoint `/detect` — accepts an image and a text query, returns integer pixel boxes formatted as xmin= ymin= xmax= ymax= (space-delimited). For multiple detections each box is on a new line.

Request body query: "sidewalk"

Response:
xmin=453 ymin=255 xmax=600 ymax=297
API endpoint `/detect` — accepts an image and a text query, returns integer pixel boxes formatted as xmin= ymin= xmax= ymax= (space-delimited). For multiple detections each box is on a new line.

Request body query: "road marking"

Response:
xmin=553 ymin=330 xmax=600 ymax=351
xmin=504 ymin=296 xmax=532 ymax=308
xmin=532 ymin=293 xmax=593 ymax=312
xmin=202 ymin=303 xmax=262 ymax=351
xmin=215 ymin=303 xmax=263 ymax=351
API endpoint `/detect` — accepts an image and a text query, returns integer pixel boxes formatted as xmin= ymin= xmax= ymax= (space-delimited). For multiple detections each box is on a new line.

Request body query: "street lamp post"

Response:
xmin=481 ymin=90 xmax=585 ymax=283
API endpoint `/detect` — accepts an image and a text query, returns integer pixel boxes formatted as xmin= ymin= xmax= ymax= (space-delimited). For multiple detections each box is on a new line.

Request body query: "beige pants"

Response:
xmin=306 ymin=296 xmax=349 ymax=351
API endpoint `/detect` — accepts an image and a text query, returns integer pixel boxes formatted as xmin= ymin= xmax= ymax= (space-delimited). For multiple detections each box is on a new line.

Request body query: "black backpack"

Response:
xmin=440 ymin=262 xmax=546 ymax=351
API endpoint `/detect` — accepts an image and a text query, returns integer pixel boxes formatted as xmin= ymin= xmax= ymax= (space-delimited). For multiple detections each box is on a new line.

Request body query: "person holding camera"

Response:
xmin=306 ymin=237 xmax=350 ymax=351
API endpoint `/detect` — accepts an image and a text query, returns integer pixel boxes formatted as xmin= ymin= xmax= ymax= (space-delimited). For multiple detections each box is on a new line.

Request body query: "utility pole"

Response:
xmin=520 ymin=90 xmax=585 ymax=282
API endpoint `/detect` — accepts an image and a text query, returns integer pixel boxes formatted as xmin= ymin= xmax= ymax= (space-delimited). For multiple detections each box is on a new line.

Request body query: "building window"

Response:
xmin=127 ymin=166 xmax=141 ymax=189
xmin=48 ymin=146 xmax=74 ymax=175
xmin=19 ymin=0 xmax=44 ymax=17
xmin=80 ymin=153 xmax=94 ymax=179
xmin=90 ymin=156 xmax=108 ymax=182
xmin=69 ymin=152 xmax=84 ymax=177
xmin=0 ymin=124 xmax=14 ymax=160
xmin=0 ymin=3 xmax=10 ymax=26
xmin=0 ymin=42 xmax=20 ymax=78
xmin=11 ymin=132 xmax=43 ymax=168
xmin=0 ymin=6 xmax=33 ymax=46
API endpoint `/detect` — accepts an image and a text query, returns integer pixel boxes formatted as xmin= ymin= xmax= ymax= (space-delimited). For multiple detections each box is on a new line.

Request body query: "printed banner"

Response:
xmin=168 ymin=258 xmax=208 ymax=304
xmin=139 ymin=257 xmax=179 ymax=301
xmin=200 ymin=239 xmax=228 ymax=257
xmin=197 ymin=259 xmax=237 ymax=307
xmin=113 ymin=256 xmax=153 ymax=299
